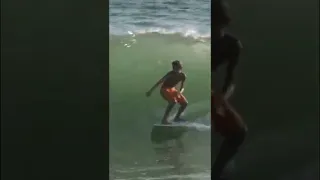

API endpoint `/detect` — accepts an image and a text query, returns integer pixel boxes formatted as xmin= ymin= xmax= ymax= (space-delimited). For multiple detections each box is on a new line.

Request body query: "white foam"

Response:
xmin=154 ymin=121 xmax=210 ymax=132
xmin=110 ymin=26 xmax=211 ymax=41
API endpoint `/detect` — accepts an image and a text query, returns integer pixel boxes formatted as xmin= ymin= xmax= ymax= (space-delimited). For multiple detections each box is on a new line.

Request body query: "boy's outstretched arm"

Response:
xmin=146 ymin=72 xmax=171 ymax=97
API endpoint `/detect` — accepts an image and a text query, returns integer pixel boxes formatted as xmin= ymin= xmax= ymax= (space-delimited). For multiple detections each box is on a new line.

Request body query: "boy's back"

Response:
xmin=162 ymin=71 xmax=186 ymax=88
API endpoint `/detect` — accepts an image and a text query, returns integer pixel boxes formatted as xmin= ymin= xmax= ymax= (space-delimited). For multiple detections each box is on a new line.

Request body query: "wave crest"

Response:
xmin=110 ymin=27 xmax=210 ymax=42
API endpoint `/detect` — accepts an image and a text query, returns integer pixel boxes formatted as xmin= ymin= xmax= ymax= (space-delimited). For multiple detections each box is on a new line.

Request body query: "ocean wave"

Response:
xmin=109 ymin=27 xmax=210 ymax=41
xmin=109 ymin=29 xmax=211 ymax=49
xmin=109 ymin=22 xmax=211 ymax=171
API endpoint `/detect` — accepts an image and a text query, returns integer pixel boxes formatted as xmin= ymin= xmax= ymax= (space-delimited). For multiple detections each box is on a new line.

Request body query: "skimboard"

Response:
xmin=153 ymin=119 xmax=210 ymax=132
xmin=151 ymin=119 xmax=210 ymax=144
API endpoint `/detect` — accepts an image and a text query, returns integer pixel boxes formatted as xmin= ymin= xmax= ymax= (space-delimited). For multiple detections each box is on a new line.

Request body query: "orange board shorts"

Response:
xmin=211 ymin=91 xmax=243 ymax=137
xmin=160 ymin=87 xmax=187 ymax=104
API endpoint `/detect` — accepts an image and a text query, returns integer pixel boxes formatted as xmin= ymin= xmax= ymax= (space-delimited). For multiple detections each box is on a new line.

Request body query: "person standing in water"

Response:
xmin=146 ymin=60 xmax=188 ymax=124
xmin=211 ymin=0 xmax=248 ymax=179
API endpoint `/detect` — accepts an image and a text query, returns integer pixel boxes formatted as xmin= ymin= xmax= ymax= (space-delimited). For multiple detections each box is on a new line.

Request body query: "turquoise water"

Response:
xmin=109 ymin=0 xmax=211 ymax=179
xmin=109 ymin=0 xmax=319 ymax=179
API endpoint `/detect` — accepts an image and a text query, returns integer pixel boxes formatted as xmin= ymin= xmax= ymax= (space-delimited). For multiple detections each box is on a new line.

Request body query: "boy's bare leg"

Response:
xmin=162 ymin=102 xmax=175 ymax=124
xmin=173 ymin=102 xmax=187 ymax=121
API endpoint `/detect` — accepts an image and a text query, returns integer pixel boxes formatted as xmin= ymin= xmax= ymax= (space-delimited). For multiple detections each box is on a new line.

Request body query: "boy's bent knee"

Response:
xmin=180 ymin=101 xmax=188 ymax=107
xmin=226 ymin=130 xmax=246 ymax=148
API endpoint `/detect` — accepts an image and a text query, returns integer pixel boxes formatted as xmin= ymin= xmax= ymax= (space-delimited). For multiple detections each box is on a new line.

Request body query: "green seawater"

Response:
xmin=109 ymin=33 xmax=211 ymax=179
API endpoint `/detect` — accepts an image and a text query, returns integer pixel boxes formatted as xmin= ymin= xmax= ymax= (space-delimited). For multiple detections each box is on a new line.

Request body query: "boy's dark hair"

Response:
xmin=172 ymin=60 xmax=181 ymax=66
xmin=212 ymin=0 xmax=231 ymax=27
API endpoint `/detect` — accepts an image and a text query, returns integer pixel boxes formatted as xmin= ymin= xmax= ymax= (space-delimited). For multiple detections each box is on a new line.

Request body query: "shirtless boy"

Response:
xmin=211 ymin=0 xmax=248 ymax=179
xmin=146 ymin=60 xmax=188 ymax=124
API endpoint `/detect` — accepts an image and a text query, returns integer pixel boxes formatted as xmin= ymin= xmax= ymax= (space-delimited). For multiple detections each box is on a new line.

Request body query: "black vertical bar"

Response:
xmin=1 ymin=0 xmax=110 ymax=179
